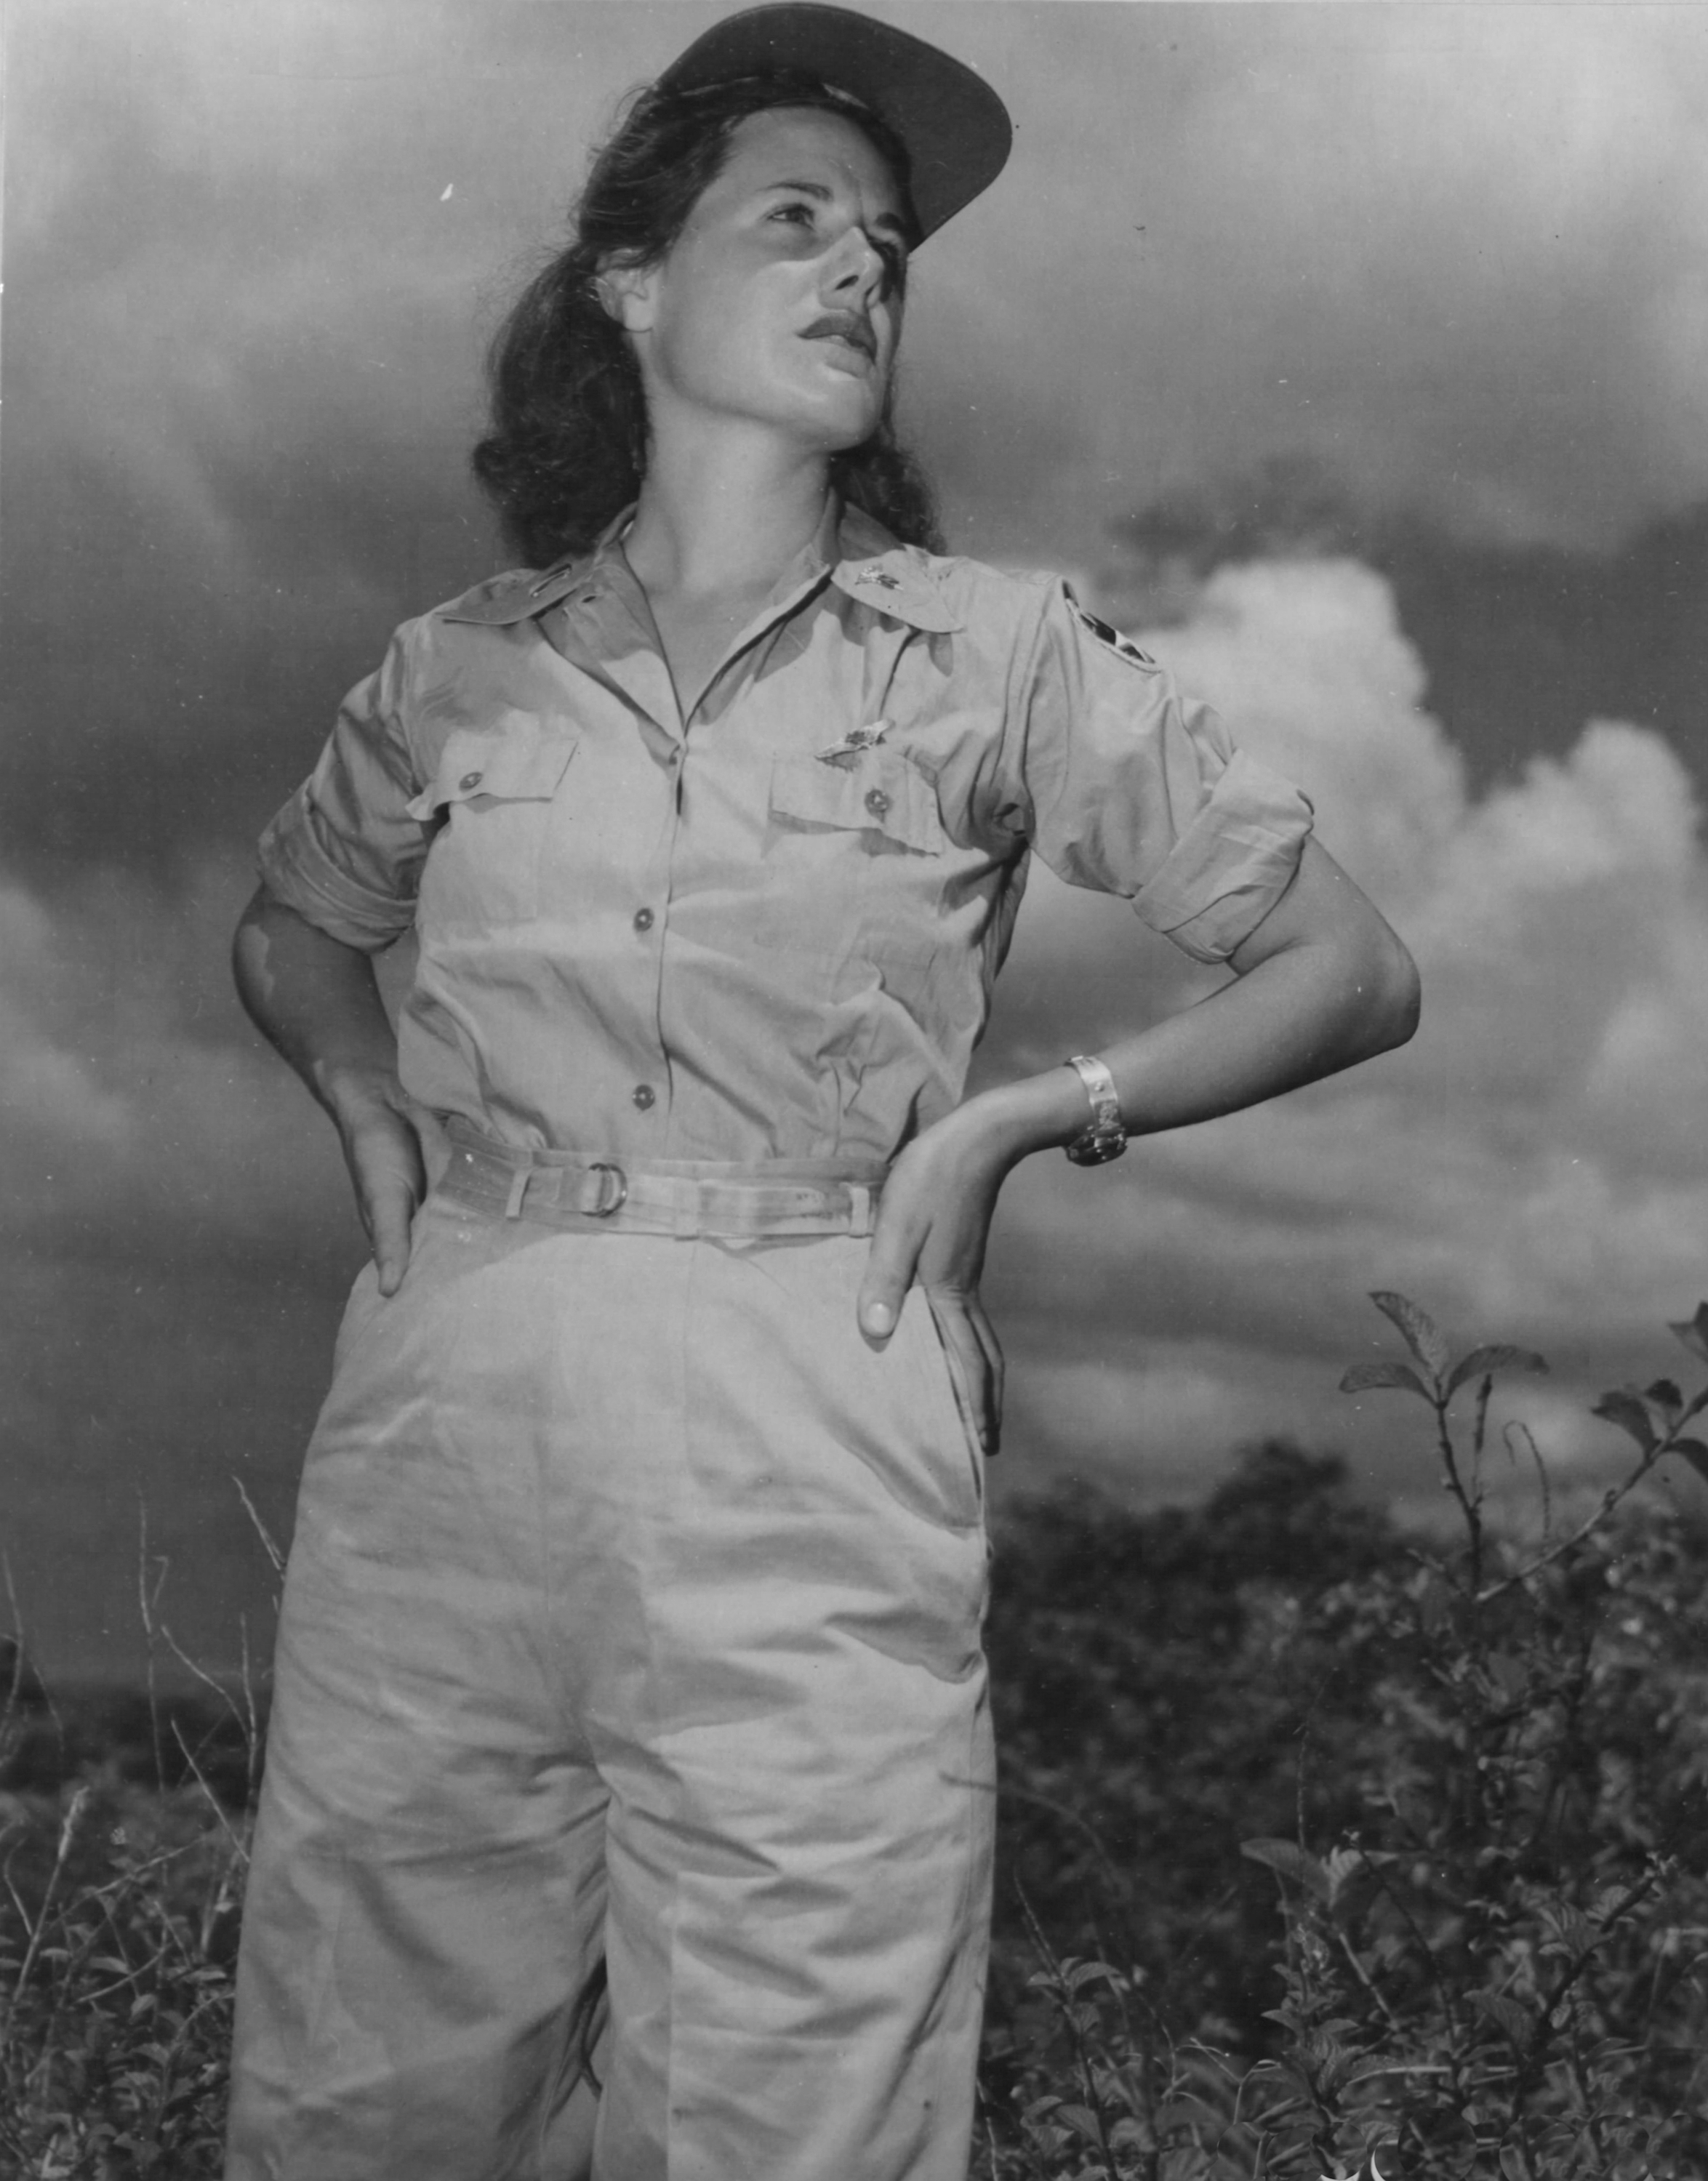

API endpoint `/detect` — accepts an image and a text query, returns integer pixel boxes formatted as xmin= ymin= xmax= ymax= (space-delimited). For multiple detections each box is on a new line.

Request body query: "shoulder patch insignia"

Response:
xmin=1069 ymin=599 xmax=1157 ymax=670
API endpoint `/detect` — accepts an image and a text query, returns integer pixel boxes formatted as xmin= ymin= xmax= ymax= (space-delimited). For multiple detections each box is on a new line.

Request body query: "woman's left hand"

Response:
xmin=851 ymin=841 xmax=1422 ymax=1463
xmin=857 ymin=1101 xmax=1017 ymax=1455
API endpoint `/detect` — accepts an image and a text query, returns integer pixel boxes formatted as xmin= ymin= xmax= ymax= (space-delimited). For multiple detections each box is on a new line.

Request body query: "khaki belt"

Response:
xmin=438 ymin=1128 xmax=886 ymax=1240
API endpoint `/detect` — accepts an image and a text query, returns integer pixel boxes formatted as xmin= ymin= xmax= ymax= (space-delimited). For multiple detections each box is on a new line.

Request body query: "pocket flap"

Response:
xmin=406 ymin=722 xmax=578 ymax=822
xmin=769 ymin=750 xmax=944 ymax=854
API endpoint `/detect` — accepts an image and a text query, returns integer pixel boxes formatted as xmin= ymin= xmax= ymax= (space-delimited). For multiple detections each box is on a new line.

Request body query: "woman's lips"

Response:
xmin=802 ymin=311 xmax=876 ymax=364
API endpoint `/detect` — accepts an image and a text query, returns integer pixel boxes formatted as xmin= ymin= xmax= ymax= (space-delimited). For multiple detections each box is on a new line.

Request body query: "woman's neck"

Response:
xmin=622 ymin=423 xmax=836 ymax=606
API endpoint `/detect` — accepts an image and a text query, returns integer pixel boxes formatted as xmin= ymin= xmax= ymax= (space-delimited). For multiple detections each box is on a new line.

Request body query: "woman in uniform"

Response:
xmin=226 ymin=7 xmax=1419 ymax=2177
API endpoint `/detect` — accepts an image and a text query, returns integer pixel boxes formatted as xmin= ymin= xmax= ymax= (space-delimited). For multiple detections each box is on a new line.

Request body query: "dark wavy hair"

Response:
xmin=470 ymin=71 xmax=944 ymax=566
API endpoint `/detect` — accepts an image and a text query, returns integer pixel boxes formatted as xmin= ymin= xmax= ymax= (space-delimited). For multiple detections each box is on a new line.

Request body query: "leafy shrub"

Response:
xmin=985 ymin=1442 xmax=1408 ymax=2052
xmin=979 ymin=1299 xmax=1708 ymax=2179
xmin=0 ymin=1775 xmax=246 ymax=2177
xmin=0 ymin=1636 xmax=254 ymax=2174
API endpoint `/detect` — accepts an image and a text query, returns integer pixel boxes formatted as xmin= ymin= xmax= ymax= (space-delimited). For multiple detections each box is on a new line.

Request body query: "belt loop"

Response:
xmin=673 ymin=1181 xmax=702 ymax=1240
xmin=504 ymin=1166 xmax=529 ymax=1220
xmin=848 ymin=1184 xmax=873 ymax=1237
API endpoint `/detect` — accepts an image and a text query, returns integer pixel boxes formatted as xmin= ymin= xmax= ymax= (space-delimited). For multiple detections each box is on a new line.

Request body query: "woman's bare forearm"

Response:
xmin=855 ymin=839 xmax=1419 ymax=1352
xmin=963 ymin=838 xmax=1420 ymax=1168
xmin=232 ymin=885 xmax=401 ymax=1117
xmin=233 ymin=885 xmax=436 ymax=1290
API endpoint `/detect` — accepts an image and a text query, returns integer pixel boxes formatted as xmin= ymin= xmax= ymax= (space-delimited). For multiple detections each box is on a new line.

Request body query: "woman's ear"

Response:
xmin=597 ymin=258 xmax=659 ymax=336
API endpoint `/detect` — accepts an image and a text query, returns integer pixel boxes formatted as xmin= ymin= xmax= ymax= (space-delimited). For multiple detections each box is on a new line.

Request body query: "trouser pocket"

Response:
xmin=918 ymin=1290 xmax=989 ymax=1519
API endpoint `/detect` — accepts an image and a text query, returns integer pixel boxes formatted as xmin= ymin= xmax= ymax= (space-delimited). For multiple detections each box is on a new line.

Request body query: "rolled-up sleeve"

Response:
xmin=1003 ymin=582 xmax=1313 ymax=963
xmin=257 ymin=624 xmax=426 ymax=952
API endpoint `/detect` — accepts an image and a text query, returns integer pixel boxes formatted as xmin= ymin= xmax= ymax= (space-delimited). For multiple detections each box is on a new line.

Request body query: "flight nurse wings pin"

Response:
xmin=817 ymin=721 xmax=891 ymax=766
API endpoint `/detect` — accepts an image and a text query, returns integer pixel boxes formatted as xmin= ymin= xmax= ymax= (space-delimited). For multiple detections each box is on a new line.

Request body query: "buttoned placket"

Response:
xmin=427 ymin=507 xmax=968 ymax=1157
xmin=538 ymin=542 xmax=851 ymax=1148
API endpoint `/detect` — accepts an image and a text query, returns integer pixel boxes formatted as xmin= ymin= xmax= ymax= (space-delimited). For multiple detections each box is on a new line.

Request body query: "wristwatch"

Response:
xmin=1062 ymin=1054 xmax=1127 ymax=1166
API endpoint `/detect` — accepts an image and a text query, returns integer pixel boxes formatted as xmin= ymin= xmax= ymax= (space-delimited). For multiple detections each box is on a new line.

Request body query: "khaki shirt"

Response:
xmin=259 ymin=502 xmax=1312 ymax=1163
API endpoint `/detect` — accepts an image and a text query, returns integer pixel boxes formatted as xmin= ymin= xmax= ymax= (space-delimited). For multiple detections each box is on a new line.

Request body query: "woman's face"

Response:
xmin=609 ymin=105 xmax=910 ymax=456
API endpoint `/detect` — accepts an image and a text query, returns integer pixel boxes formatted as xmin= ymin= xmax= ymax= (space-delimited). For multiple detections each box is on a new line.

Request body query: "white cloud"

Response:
xmin=984 ymin=554 xmax=1708 ymax=1511
xmin=1123 ymin=559 xmax=1467 ymax=908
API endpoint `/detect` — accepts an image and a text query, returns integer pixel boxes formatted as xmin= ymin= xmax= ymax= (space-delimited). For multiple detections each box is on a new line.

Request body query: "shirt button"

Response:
xmin=459 ymin=771 xmax=484 ymax=792
xmin=632 ymin=1083 xmax=657 ymax=1111
xmin=864 ymin=787 xmax=891 ymax=818
xmin=633 ymin=907 xmax=654 ymax=933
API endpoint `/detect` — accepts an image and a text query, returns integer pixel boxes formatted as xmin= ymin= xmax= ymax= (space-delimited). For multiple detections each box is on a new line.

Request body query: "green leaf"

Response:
xmin=1369 ymin=1290 xmax=1451 ymax=1378
xmin=1538 ymin=1901 xmax=1598 ymax=1956
xmin=1591 ymin=1387 xmax=1657 ymax=1452
xmin=1324 ymin=1846 xmax=1369 ymax=1905
xmin=1472 ymin=1989 xmax=1534 ymax=2047
xmin=1267 ymin=2061 xmax=1320 ymax=2103
xmin=1644 ymin=1378 xmax=1684 ymax=1412
xmin=1066 ymin=1959 xmax=1124 ymax=1992
xmin=1241 ymin=1837 xmax=1332 ymax=1900
xmin=1339 ymin=1360 xmax=1431 ymax=1398
xmin=1592 ymin=1882 xmax=1634 ymax=1922
xmin=1156 ymin=2097 xmax=1218 ymax=2130
xmin=1670 ymin=1437 xmax=1708 ymax=1485
xmin=1444 ymin=1343 xmax=1549 ymax=1396
xmin=1057 ymin=2102 xmax=1104 ymax=2143
xmin=1668 ymin=1302 xmax=1708 ymax=1361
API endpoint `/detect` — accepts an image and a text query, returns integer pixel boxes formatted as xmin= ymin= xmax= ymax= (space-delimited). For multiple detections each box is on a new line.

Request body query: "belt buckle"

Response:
xmin=584 ymin=1162 xmax=628 ymax=1218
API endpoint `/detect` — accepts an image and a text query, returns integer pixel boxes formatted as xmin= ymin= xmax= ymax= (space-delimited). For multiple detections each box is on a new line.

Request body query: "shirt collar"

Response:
xmin=437 ymin=509 xmax=631 ymax=627
xmin=829 ymin=504 xmax=962 ymax=632
xmin=438 ymin=498 xmax=962 ymax=635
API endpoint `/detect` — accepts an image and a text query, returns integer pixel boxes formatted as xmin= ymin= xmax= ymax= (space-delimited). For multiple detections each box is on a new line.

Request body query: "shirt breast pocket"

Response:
xmin=408 ymin=721 xmax=578 ymax=933
xmin=765 ymin=749 xmax=947 ymax=976
xmin=769 ymin=750 xmax=945 ymax=855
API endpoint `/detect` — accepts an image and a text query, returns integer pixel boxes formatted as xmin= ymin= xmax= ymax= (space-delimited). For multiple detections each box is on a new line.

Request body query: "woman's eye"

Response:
xmin=770 ymin=202 xmax=816 ymax=230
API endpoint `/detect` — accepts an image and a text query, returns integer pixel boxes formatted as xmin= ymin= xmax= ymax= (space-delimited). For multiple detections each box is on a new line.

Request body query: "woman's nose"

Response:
xmin=824 ymin=223 xmax=887 ymax=298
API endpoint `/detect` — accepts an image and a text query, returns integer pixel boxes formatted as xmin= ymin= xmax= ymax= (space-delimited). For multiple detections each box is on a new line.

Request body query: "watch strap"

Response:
xmin=1062 ymin=1053 xmax=1127 ymax=1166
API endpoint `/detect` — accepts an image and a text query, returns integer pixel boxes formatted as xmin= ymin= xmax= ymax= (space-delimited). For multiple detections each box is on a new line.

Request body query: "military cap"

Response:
xmin=659 ymin=2 xmax=1012 ymax=240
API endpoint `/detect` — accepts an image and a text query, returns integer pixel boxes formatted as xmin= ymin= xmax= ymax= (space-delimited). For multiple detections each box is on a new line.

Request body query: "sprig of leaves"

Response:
xmin=1339 ymin=1293 xmax=1547 ymax=1594
xmin=1339 ymin=1292 xmax=1708 ymax=1605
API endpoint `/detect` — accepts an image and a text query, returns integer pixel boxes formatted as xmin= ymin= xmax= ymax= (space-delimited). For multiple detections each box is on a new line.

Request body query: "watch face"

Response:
xmin=1066 ymin=1128 xmax=1126 ymax=1168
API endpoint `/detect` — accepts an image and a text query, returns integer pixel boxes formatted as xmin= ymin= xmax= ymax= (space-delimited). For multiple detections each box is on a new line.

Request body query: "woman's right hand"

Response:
xmin=325 ymin=1067 xmax=448 ymax=1296
xmin=233 ymin=886 xmax=444 ymax=1296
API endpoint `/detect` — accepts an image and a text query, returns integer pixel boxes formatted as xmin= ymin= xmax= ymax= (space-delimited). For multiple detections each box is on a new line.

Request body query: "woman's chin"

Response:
xmin=769 ymin=364 xmax=890 ymax=450
xmin=789 ymin=394 xmax=889 ymax=457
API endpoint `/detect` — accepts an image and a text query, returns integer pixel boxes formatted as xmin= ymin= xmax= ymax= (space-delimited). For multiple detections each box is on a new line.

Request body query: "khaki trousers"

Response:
xmin=226 ymin=1193 xmax=993 ymax=2180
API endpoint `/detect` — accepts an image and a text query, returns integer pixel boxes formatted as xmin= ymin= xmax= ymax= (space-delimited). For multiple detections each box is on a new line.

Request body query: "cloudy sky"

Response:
xmin=6 ymin=0 xmax=1708 ymax=1681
